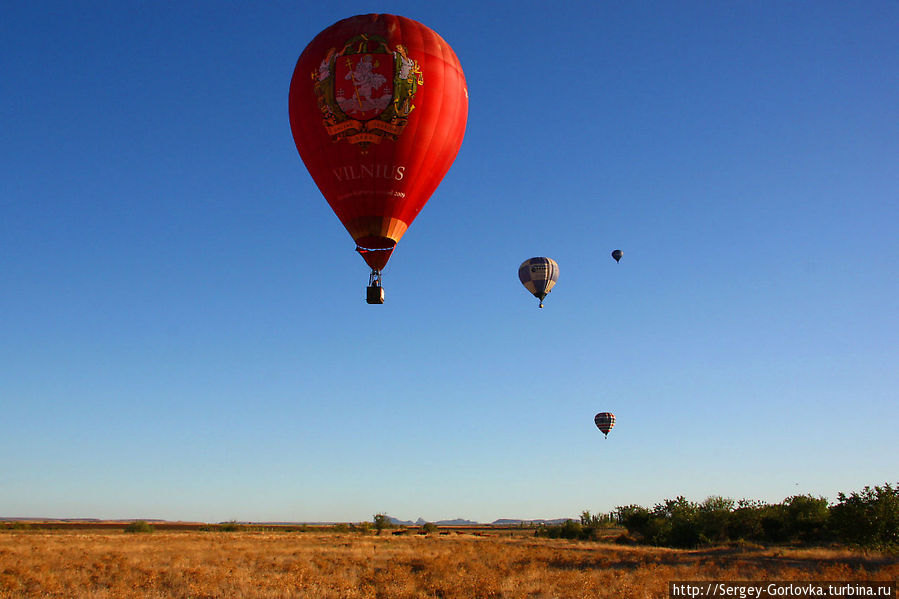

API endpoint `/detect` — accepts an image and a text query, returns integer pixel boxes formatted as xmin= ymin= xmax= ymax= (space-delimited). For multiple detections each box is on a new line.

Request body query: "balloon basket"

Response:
xmin=366 ymin=285 xmax=384 ymax=304
xmin=366 ymin=270 xmax=384 ymax=304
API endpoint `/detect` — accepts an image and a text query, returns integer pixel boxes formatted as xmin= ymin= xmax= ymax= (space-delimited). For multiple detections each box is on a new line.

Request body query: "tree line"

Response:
xmin=536 ymin=482 xmax=898 ymax=550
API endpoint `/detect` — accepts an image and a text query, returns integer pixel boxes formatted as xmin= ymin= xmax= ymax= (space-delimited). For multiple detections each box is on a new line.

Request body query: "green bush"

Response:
xmin=535 ymin=515 xmax=617 ymax=541
xmin=697 ymin=496 xmax=735 ymax=544
xmin=616 ymin=505 xmax=652 ymax=538
xmin=653 ymin=497 xmax=701 ymax=548
xmin=759 ymin=504 xmax=789 ymax=543
xmin=830 ymin=483 xmax=899 ymax=550
xmin=123 ymin=520 xmax=154 ymax=533
xmin=727 ymin=500 xmax=765 ymax=541
xmin=784 ymin=495 xmax=830 ymax=543
xmin=352 ymin=521 xmax=373 ymax=535
xmin=535 ymin=520 xmax=581 ymax=540
xmin=612 ymin=483 xmax=897 ymax=549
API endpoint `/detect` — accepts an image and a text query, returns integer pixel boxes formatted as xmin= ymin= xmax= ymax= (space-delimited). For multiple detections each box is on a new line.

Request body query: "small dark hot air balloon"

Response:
xmin=594 ymin=412 xmax=615 ymax=438
xmin=518 ymin=257 xmax=559 ymax=308
xmin=289 ymin=14 xmax=468 ymax=303
xmin=611 ymin=249 xmax=623 ymax=263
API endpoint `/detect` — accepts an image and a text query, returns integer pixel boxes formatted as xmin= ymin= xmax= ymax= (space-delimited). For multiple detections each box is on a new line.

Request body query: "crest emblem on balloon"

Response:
xmin=313 ymin=35 xmax=423 ymax=147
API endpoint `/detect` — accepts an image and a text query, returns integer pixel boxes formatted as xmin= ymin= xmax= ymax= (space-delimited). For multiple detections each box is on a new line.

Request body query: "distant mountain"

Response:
xmin=2 ymin=516 xmax=579 ymax=527
xmin=382 ymin=516 xmax=579 ymax=526
xmin=436 ymin=518 xmax=479 ymax=526
xmin=388 ymin=516 xmax=480 ymax=526
xmin=0 ymin=517 xmax=168 ymax=523
xmin=0 ymin=517 xmax=103 ymax=522
xmin=491 ymin=518 xmax=573 ymax=526
xmin=243 ymin=520 xmax=349 ymax=526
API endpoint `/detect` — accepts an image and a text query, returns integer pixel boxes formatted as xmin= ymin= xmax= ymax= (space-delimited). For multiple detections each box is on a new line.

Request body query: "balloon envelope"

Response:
xmin=611 ymin=249 xmax=623 ymax=263
xmin=289 ymin=14 xmax=468 ymax=271
xmin=518 ymin=257 xmax=559 ymax=307
xmin=594 ymin=412 xmax=615 ymax=437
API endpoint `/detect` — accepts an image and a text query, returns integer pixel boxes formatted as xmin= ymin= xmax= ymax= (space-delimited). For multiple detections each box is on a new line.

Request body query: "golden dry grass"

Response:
xmin=0 ymin=530 xmax=895 ymax=598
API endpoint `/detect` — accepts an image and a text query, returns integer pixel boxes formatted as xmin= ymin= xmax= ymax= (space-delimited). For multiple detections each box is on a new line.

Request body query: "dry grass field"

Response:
xmin=0 ymin=529 xmax=896 ymax=598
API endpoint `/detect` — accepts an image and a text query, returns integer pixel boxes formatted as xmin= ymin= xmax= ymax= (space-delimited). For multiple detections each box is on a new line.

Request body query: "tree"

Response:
xmin=783 ymin=495 xmax=829 ymax=543
xmin=372 ymin=513 xmax=393 ymax=535
xmin=728 ymin=499 xmax=766 ymax=541
xmin=653 ymin=496 xmax=700 ymax=548
xmin=697 ymin=496 xmax=735 ymax=544
xmin=830 ymin=483 xmax=899 ymax=549
xmin=616 ymin=505 xmax=653 ymax=538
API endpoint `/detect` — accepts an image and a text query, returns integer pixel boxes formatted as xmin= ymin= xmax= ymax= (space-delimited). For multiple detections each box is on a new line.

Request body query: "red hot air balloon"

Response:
xmin=289 ymin=14 xmax=468 ymax=303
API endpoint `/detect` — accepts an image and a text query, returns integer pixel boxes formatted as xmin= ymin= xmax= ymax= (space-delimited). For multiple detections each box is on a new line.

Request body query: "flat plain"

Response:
xmin=0 ymin=528 xmax=896 ymax=598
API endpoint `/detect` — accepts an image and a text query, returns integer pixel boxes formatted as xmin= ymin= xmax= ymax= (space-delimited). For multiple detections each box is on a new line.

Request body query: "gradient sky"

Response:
xmin=2 ymin=1 xmax=897 ymax=523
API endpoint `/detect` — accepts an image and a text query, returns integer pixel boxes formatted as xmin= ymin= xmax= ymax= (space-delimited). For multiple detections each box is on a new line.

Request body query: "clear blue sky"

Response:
xmin=2 ymin=1 xmax=896 ymax=523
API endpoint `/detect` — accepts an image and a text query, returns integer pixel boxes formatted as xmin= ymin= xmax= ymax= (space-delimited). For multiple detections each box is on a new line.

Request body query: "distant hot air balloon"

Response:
xmin=594 ymin=412 xmax=615 ymax=438
xmin=518 ymin=257 xmax=559 ymax=308
xmin=611 ymin=249 xmax=623 ymax=263
xmin=289 ymin=14 xmax=468 ymax=303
